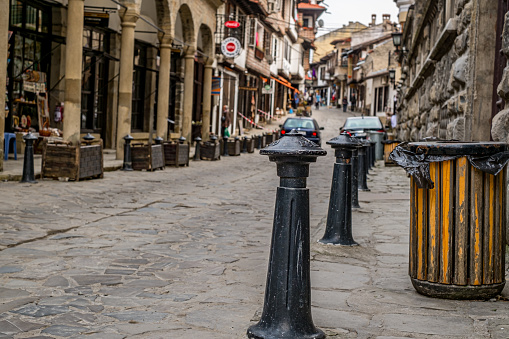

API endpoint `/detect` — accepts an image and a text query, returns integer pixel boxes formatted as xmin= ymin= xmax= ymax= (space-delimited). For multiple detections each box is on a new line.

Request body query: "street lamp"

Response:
xmin=392 ymin=31 xmax=402 ymax=49
xmin=389 ymin=69 xmax=396 ymax=89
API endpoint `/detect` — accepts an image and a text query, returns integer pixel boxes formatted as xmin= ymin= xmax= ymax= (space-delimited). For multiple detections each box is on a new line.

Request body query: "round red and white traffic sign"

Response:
xmin=221 ymin=37 xmax=242 ymax=58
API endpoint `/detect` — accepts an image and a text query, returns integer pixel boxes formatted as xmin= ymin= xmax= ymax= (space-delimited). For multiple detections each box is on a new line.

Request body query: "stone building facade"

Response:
xmin=395 ymin=0 xmax=499 ymax=142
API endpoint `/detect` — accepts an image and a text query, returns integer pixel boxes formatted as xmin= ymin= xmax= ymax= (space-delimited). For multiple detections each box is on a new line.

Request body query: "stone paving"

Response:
xmin=0 ymin=108 xmax=508 ymax=338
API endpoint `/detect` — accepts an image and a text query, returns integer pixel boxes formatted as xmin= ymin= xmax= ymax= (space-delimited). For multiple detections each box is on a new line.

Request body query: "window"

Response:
xmin=303 ymin=16 xmax=313 ymax=28
xmin=446 ymin=0 xmax=456 ymax=21
xmin=255 ymin=23 xmax=264 ymax=51
xmin=272 ymin=36 xmax=278 ymax=59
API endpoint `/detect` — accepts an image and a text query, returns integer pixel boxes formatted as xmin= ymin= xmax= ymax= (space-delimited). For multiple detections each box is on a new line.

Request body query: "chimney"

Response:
xmin=371 ymin=14 xmax=376 ymax=26
xmin=382 ymin=14 xmax=391 ymax=22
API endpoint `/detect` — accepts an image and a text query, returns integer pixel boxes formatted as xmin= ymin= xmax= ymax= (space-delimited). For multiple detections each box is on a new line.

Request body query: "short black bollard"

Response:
xmin=122 ymin=134 xmax=134 ymax=171
xmin=20 ymin=132 xmax=38 ymax=183
xmin=179 ymin=136 xmax=186 ymax=144
xmin=223 ymin=136 xmax=230 ymax=156
xmin=257 ymin=135 xmax=262 ymax=149
xmin=193 ymin=137 xmax=202 ymax=161
xmin=242 ymin=136 xmax=248 ymax=153
xmin=154 ymin=136 xmax=163 ymax=145
xmin=319 ymin=134 xmax=359 ymax=246
xmin=358 ymin=140 xmax=370 ymax=191
xmin=247 ymin=130 xmax=326 ymax=339
xmin=351 ymin=141 xmax=361 ymax=209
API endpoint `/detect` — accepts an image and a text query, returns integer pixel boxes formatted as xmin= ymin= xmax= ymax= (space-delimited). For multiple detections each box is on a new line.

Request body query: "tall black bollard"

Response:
xmin=193 ymin=137 xmax=202 ymax=161
xmin=242 ymin=136 xmax=248 ymax=153
xmin=122 ymin=134 xmax=134 ymax=171
xmin=351 ymin=142 xmax=361 ymax=209
xmin=358 ymin=140 xmax=370 ymax=191
xmin=154 ymin=136 xmax=163 ymax=145
xmin=319 ymin=134 xmax=359 ymax=246
xmin=223 ymin=136 xmax=230 ymax=156
xmin=179 ymin=136 xmax=186 ymax=145
xmin=247 ymin=130 xmax=326 ymax=339
xmin=20 ymin=132 xmax=38 ymax=183
xmin=369 ymin=141 xmax=376 ymax=168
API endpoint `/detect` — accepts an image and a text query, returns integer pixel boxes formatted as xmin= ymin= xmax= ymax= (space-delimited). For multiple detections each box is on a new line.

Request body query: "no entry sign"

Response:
xmin=221 ymin=37 xmax=242 ymax=58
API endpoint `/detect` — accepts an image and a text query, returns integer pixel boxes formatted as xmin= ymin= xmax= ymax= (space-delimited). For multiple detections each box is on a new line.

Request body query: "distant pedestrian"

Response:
xmin=391 ymin=113 xmax=397 ymax=130
xmin=342 ymin=97 xmax=348 ymax=112
xmin=315 ymin=93 xmax=321 ymax=110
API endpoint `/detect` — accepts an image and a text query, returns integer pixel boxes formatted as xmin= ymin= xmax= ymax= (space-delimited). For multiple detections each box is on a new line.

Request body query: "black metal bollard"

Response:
xmin=20 ymin=132 xmax=38 ymax=183
xmin=247 ymin=130 xmax=326 ymax=339
xmin=351 ymin=143 xmax=361 ymax=209
xmin=257 ymin=135 xmax=262 ymax=149
xmin=369 ymin=141 xmax=376 ymax=168
xmin=179 ymin=136 xmax=186 ymax=144
xmin=242 ymin=136 xmax=248 ymax=153
xmin=122 ymin=134 xmax=134 ymax=171
xmin=223 ymin=136 xmax=230 ymax=156
xmin=154 ymin=136 xmax=163 ymax=145
xmin=193 ymin=137 xmax=202 ymax=161
xmin=319 ymin=134 xmax=359 ymax=246
xmin=358 ymin=140 xmax=370 ymax=191
xmin=366 ymin=141 xmax=373 ymax=173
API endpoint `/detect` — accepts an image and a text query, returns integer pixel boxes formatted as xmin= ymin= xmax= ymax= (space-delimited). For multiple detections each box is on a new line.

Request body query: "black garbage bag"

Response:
xmin=390 ymin=142 xmax=509 ymax=189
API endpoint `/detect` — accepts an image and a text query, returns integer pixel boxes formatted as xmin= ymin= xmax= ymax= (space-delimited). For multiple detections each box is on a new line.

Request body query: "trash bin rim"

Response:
xmin=405 ymin=141 xmax=507 ymax=156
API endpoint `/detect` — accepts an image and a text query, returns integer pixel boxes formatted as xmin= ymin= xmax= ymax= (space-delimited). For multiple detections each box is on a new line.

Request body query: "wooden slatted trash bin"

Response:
xmin=381 ymin=140 xmax=400 ymax=166
xmin=397 ymin=141 xmax=508 ymax=299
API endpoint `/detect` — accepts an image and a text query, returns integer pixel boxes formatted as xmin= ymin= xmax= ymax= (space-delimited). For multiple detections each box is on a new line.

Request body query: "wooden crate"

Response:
xmin=131 ymin=143 xmax=165 ymax=171
xmin=163 ymin=141 xmax=189 ymax=167
xmin=201 ymin=141 xmax=221 ymax=160
xmin=41 ymin=139 xmax=104 ymax=181
xmin=227 ymin=139 xmax=241 ymax=156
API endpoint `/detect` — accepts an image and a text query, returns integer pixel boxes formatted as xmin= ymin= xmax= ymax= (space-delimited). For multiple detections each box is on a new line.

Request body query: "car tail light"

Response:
xmin=281 ymin=130 xmax=286 ymax=135
xmin=312 ymin=132 xmax=317 ymax=136
xmin=376 ymin=129 xmax=385 ymax=133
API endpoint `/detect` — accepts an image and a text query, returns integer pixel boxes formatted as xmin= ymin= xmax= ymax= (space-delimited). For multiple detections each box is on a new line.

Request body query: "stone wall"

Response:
xmin=396 ymin=0 xmax=498 ymax=142
xmin=492 ymin=11 xmax=509 ymax=244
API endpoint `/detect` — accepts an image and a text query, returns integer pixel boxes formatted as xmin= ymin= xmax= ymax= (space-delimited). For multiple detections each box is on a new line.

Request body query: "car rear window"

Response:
xmin=344 ymin=118 xmax=382 ymax=129
xmin=284 ymin=119 xmax=315 ymax=129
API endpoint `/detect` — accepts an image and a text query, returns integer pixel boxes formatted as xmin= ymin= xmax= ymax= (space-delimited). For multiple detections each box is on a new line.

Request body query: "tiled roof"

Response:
xmin=297 ymin=3 xmax=326 ymax=10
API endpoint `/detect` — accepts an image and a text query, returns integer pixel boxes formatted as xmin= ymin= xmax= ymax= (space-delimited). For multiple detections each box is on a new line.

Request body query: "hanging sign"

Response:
xmin=225 ymin=20 xmax=241 ymax=29
xmin=84 ymin=12 xmax=109 ymax=27
xmin=221 ymin=37 xmax=242 ymax=58
xmin=262 ymin=84 xmax=273 ymax=94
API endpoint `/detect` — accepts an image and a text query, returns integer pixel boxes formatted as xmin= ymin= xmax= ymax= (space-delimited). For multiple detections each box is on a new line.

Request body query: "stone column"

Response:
xmin=0 ymin=0 xmax=9 ymax=171
xmin=156 ymin=36 xmax=172 ymax=140
xmin=116 ymin=6 xmax=139 ymax=159
xmin=63 ymin=0 xmax=85 ymax=144
xmin=201 ymin=61 xmax=214 ymax=141
xmin=182 ymin=48 xmax=195 ymax=141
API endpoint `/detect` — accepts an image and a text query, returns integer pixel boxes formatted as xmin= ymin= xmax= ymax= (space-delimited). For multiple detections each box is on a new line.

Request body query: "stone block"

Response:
xmin=410 ymin=127 xmax=419 ymax=141
xmin=502 ymin=12 xmax=509 ymax=58
xmin=447 ymin=117 xmax=465 ymax=140
xmin=413 ymin=116 xmax=421 ymax=128
xmin=497 ymin=67 xmax=509 ymax=101
xmin=426 ymin=121 xmax=439 ymax=137
xmin=430 ymin=107 xmax=439 ymax=121
xmin=491 ymin=109 xmax=509 ymax=143
xmin=455 ymin=32 xmax=469 ymax=56
xmin=453 ymin=53 xmax=468 ymax=86
xmin=429 ymin=84 xmax=438 ymax=103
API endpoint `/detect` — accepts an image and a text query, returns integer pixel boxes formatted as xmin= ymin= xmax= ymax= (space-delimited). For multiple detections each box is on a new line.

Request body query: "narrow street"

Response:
xmin=1 ymin=108 xmax=509 ymax=339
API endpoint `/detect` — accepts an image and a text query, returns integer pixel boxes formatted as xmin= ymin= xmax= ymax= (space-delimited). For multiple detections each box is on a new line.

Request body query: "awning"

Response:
xmin=271 ymin=76 xmax=300 ymax=93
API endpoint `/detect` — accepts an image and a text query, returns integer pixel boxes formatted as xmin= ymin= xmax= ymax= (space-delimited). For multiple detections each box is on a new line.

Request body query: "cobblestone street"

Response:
xmin=1 ymin=108 xmax=509 ymax=338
